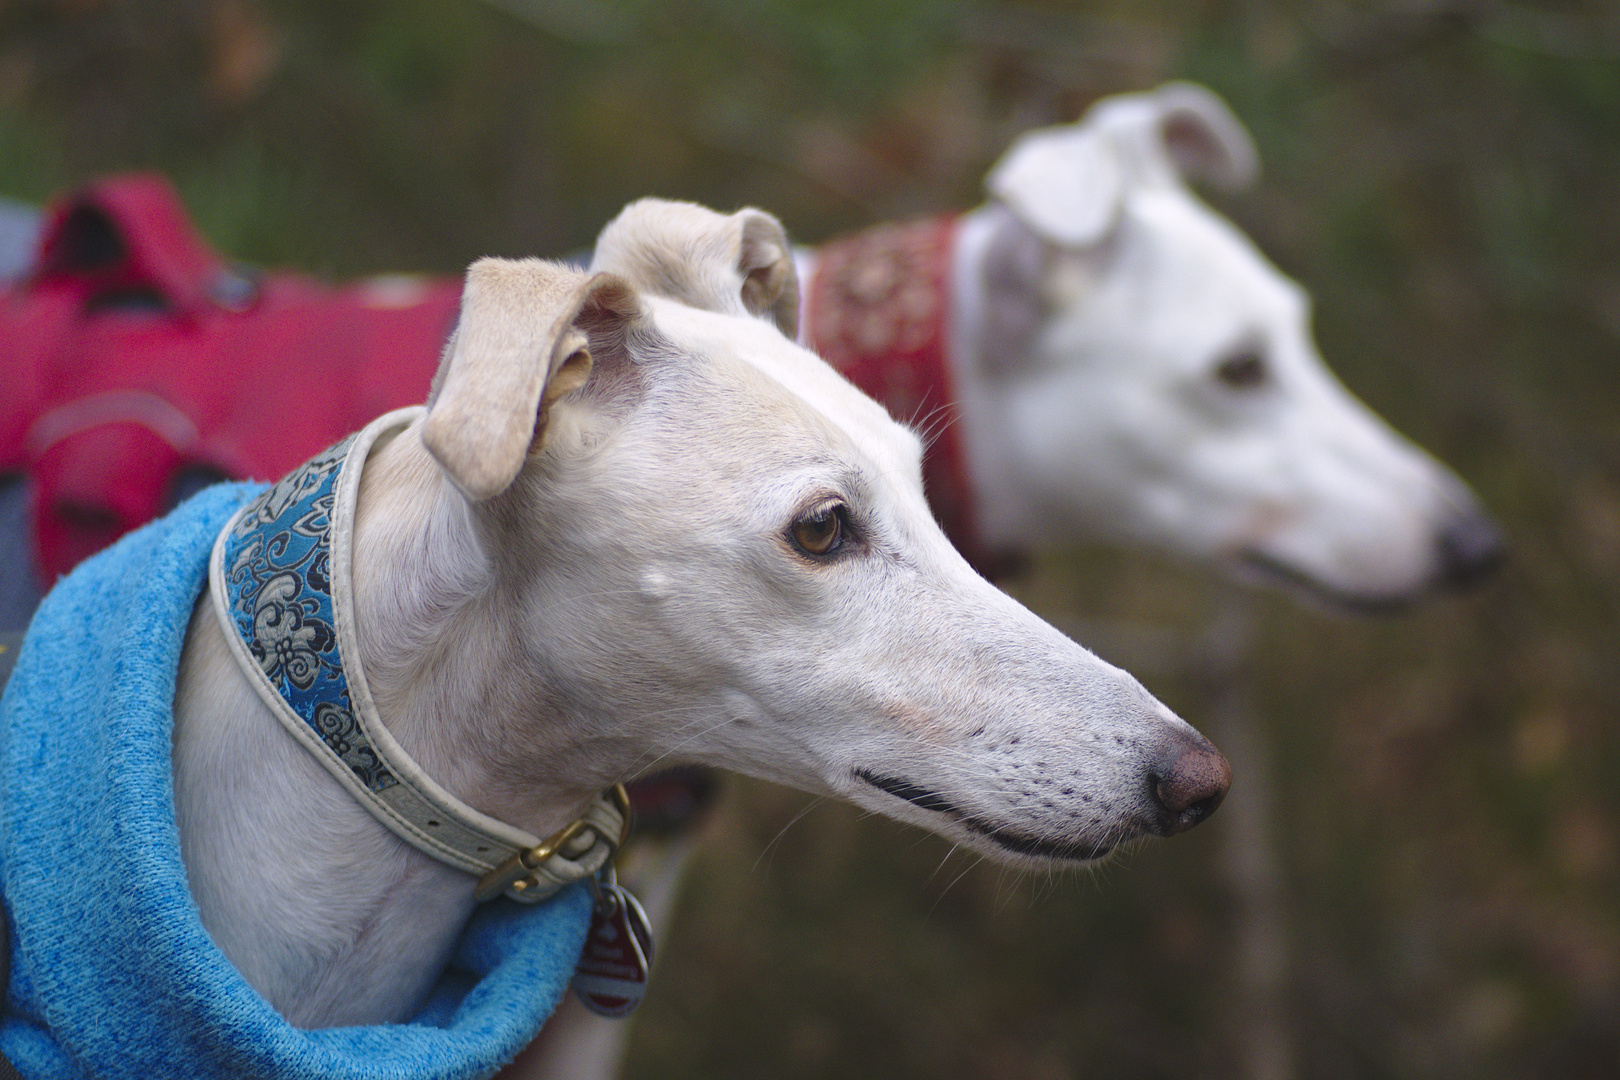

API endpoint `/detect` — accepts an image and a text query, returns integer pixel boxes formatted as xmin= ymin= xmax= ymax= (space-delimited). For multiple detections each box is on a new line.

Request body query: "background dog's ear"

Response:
xmin=423 ymin=258 xmax=640 ymax=501
xmin=591 ymin=198 xmax=800 ymax=338
xmin=986 ymin=123 xmax=1125 ymax=249
xmin=1142 ymin=82 xmax=1260 ymax=192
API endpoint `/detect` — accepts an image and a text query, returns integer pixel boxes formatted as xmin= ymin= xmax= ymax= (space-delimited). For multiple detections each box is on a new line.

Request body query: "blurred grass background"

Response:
xmin=3 ymin=1 xmax=1617 ymax=1076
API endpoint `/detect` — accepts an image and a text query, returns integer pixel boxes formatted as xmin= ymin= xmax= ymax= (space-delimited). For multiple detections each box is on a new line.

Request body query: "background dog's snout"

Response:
xmin=1433 ymin=508 xmax=1506 ymax=590
xmin=1150 ymin=736 xmax=1232 ymax=835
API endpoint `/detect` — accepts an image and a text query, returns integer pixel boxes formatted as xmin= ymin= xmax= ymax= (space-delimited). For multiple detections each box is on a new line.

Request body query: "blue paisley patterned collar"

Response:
xmin=208 ymin=407 xmax=626 ymax=903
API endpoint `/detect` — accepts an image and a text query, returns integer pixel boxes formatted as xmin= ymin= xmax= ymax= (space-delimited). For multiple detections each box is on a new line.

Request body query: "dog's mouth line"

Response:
xmin=853 ymin=768 xmax=1118 ymax=863
xmin=1234 ymin=550 xmax=1417 ymax=617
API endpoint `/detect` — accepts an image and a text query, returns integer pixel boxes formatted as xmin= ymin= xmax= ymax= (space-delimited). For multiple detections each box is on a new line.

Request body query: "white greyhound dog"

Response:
xmin=798 ymin=82 xmax=1501 ymax=609
xmin=156 ymin=200 xmax=1226 ymax=1041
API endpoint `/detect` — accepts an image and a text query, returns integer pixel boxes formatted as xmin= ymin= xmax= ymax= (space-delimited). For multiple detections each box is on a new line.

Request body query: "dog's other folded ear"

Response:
xmin=1142 ymin=81 xmax=1259 ymax=192
xmin=591 ymin=198 xmax=800 ymax=339
xmin=986 ymin=82 xmax=1260 ymax=249
xmin=423 ymin=258 xmax=641 ymax=501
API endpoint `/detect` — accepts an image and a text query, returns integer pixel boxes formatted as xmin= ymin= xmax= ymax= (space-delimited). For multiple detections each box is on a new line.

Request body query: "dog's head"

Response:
xmin=390 ymin=199 xmax=1228 ymax=869
xmin=975 ymin=82 xmax=1502 ymax=611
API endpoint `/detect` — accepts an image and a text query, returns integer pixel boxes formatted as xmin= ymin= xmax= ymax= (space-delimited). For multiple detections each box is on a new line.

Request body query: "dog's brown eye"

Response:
xmin=791 ymin=505 xmax=845 ymax=557
xmin=1214 ymin=349 xmax=1268 ymax=390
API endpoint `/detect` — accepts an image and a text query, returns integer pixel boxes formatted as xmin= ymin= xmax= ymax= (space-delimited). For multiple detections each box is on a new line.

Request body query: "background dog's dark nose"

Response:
xmin=1150 ymin=737 xmax=1232 ymax=835
xmin=1434 ymin=508 xmax=1506 ymax=590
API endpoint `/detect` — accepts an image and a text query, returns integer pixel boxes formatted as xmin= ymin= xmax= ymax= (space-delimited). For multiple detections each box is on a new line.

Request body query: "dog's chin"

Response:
xmin=1232 ymin=550 xmax=1423 ymax=617
xmin=854 ymin=768 xmax=1126 ymax=868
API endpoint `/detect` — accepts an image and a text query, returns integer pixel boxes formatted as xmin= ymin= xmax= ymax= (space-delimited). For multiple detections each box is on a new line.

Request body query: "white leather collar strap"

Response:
xmin=208 ymin=407 xmax=627 ymax=904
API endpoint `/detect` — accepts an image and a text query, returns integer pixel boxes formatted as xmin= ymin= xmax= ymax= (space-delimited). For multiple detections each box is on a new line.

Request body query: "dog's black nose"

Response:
xmin=1150 ymin=736 xmax=1231 ymax=835
xmin=1433 ymin=508 xmax=1506 ymax=590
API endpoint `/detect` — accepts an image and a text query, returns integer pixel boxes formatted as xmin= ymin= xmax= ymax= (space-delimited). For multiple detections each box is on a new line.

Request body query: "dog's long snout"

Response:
xmin=1149 ymin=734 xmax=1231 ymax=835
xmin=1433 ymin=508 xmax=1506 ymax=590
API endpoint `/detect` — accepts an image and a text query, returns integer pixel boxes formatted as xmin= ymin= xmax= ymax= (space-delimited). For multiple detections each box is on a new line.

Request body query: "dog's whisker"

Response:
xmin=927 ymin=853 xmax=986 ymax=919
xmin=618 ymin=731 xmax=716 ymax=776
xmin=993 ymin=862 xmax=1023 ymax=913
xmin=750 ymin=795 xmax=828 ymax=875
xmin=623 ymin=716 xmax=738 ymax=779
xmin=905 ymin=400 xmax=960 ymax=454
xmin=924 ymin=842 xmax=962 ymax=887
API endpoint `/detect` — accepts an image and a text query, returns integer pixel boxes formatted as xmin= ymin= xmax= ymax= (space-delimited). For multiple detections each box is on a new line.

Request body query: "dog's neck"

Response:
xmin=347 ymin=424 xmax=613 ymax=834
xmin=174 ymin=422 xmax=612 ymax=1028
xmin=945 ymin=204 xmax=1059 ymax=555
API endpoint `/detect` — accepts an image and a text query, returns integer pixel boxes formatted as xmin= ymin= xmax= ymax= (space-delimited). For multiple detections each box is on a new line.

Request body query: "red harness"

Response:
xmin=1 ymin=174 xmax=460 ymax=582
xmin=804 ymin=215 xmax=989 ymax=572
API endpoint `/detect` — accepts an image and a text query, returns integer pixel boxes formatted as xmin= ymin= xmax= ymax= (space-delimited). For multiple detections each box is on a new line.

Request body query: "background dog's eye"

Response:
xmin=791 ymin=505 xmax=846 ymax=557
xmin=1214 ymin=349 xmax=1269 ymax=390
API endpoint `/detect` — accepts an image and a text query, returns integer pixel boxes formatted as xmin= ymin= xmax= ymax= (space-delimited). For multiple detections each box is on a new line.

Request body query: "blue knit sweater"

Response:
xmin=0 ymin=483 xmax=590 ymax=1079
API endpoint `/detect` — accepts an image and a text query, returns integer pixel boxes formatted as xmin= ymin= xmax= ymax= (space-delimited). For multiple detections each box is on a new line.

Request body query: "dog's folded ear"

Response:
xmin=423 ymin=258 xmax=640 ymax=501
xmin=987 ymin=82 xmax=1259 ymax=249
xmin=736 ymin=208 xmax=800 ymax=338
xmin=591 ymin=198 xmax=800 ymax=339
xmin=987 ymin=123 xmax=1125 ymax=249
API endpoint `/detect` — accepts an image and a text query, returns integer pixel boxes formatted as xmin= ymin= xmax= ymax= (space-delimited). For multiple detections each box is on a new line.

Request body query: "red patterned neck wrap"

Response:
xmin=804 ymin=215 xmax=990 ymax=572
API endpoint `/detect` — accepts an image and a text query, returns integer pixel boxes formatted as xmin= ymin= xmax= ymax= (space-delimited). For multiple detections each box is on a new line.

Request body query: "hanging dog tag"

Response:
xmin=571 ymin=878 xmax=655 ymax=1018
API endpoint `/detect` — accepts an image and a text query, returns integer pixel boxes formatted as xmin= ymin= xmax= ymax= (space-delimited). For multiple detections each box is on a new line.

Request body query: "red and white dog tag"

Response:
xmin=571 ymin=874 xmax=655 ymax=1018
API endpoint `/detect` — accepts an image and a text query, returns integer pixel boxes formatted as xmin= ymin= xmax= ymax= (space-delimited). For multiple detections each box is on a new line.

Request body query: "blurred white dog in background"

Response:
xmin=799 ymin=81 xmax=1501 ymax=609
xmin=514 ymin=82 xmax=1501 ymax=1080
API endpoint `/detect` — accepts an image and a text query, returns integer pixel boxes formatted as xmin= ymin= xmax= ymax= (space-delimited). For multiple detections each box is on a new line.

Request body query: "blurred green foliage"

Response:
xmin=3 ymin=0 xmax=1618 ymax=1076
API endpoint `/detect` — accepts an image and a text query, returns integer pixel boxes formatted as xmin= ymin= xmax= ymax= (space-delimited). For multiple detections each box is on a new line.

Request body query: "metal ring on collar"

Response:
xmin=475 ymin=783 xmax=632 ymax=903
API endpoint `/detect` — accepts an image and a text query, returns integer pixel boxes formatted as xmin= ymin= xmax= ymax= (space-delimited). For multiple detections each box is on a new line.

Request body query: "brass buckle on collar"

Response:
xmin=474 ymin=784 xmax=631 ymax=902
